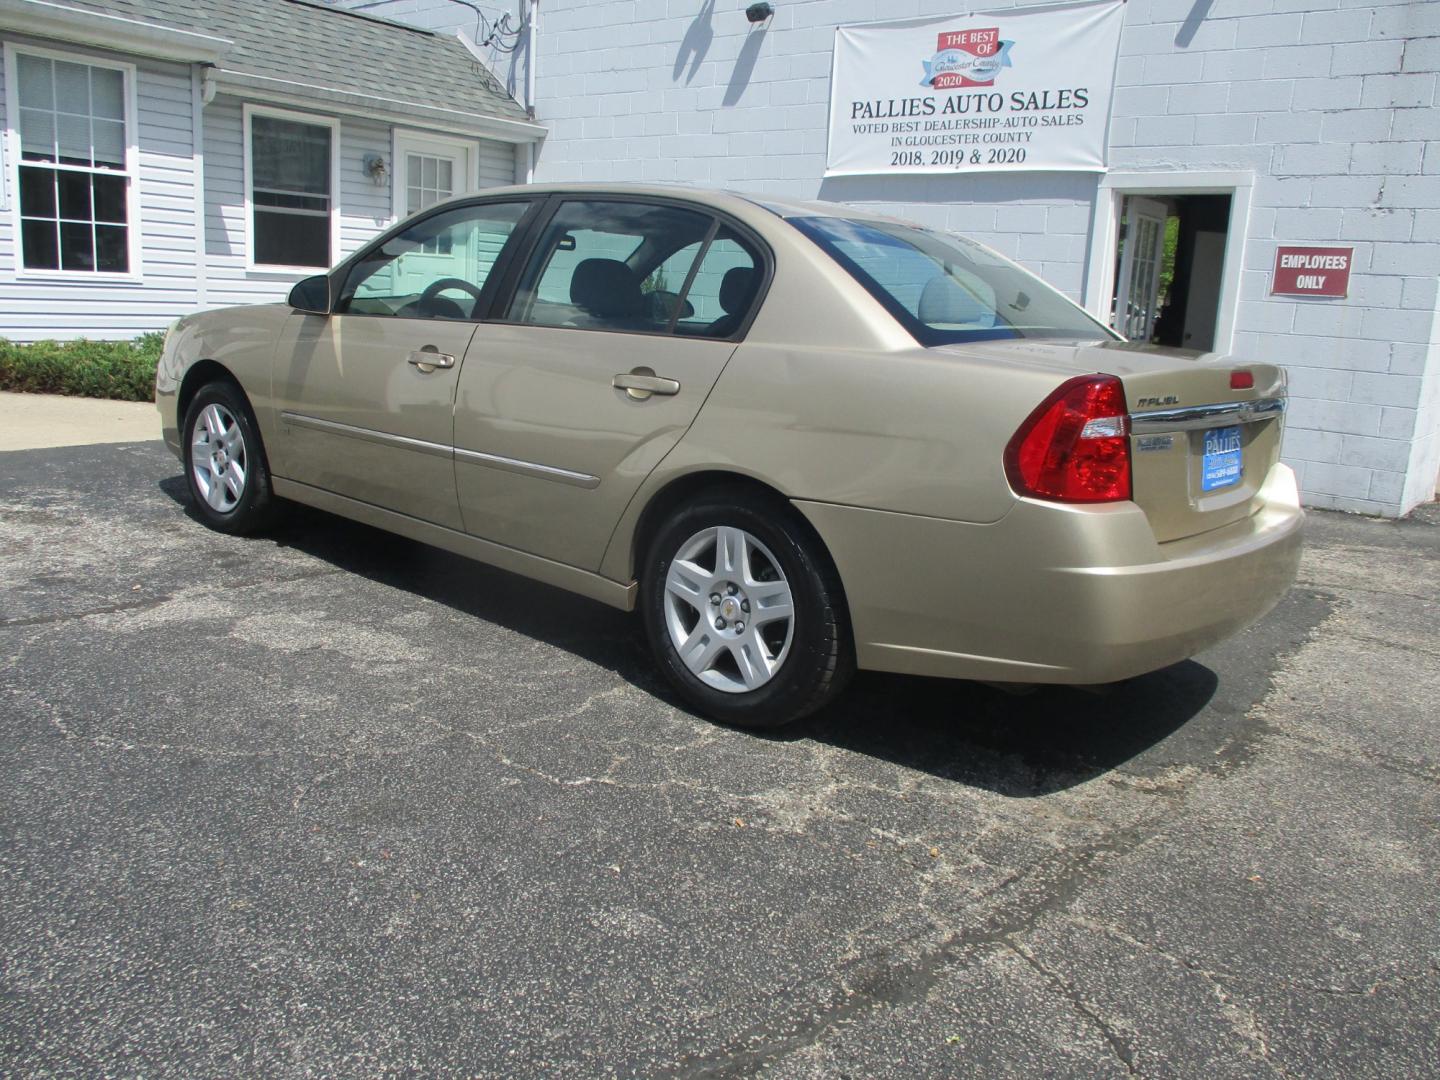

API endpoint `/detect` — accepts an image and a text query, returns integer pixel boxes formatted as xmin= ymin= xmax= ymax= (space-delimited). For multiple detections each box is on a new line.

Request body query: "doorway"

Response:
xmin=1111 ymin=193 xmax=1231 ymax=350
xmin=1084 ymin=171 xmax=1252 ymax=355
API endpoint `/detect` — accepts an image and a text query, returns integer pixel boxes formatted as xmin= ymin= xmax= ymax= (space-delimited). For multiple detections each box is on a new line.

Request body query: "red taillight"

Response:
xmin=1230 ymin=370 xmax=1254 ymax=390
xmin=1004 ymin=374 xmax=1132 ymax=503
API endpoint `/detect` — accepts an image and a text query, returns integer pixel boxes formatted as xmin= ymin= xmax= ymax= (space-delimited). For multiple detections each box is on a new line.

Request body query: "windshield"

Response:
xmin=790 ymin=216 xmax=1119 ymax=347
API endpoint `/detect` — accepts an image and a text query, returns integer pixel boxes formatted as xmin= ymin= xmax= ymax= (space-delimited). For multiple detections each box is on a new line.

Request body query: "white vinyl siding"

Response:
xmin=205 ymin=98 xmax=514 ymax=308
xmin=476 ymin=138 xmax=516 ymax=189
xmin=0 ymin=43 xmax=527 ymax=340
xmin=202 ymin=95 xmax=393 ymax=306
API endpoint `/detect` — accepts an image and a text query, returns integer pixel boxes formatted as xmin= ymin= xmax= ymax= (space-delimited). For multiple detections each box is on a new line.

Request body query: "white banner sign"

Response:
xmin=826 ymin=1 xmax=1126 ymax=177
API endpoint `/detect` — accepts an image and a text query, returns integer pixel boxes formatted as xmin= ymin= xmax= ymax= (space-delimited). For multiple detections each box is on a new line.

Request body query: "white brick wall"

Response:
xmin=345 ymin=0 xmax=1440 ymax=515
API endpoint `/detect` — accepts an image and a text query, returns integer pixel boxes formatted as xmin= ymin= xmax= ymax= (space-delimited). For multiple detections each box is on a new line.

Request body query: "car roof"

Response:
xmin=431 ymin=182 xmax=899 ymax=225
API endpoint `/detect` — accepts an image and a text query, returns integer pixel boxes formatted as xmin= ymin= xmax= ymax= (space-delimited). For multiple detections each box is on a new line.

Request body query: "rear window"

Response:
xmin=790 ymin=216 xmax=1117 ymax=347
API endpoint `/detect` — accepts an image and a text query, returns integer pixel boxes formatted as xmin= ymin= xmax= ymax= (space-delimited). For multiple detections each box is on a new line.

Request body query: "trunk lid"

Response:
xmin=940 ymin=339 xmax=1287 ymax=543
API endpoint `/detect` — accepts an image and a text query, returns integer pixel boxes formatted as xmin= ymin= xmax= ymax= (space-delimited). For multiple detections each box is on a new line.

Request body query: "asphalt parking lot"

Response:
xmin=2 ymin=438 xmax=1437 ymax=1078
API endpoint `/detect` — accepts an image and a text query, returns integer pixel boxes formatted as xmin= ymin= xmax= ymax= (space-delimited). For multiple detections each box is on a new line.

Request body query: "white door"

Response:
xmin=393 ymin=132 xmax=476 ymax=296
xmin=1182 ymin=230 xmax=1227 ymax=352
xmin=1112 ymin=197 xmax=1168 ymax=342
xmin=396 ymin=131 xmax=475 ymax=217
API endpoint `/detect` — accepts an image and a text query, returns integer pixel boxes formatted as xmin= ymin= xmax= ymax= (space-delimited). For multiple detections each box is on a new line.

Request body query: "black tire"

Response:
xmin=641 ymin=488 xmax=854 ymax=728
xmin=181 ymin=380 xmax=277 ymax=536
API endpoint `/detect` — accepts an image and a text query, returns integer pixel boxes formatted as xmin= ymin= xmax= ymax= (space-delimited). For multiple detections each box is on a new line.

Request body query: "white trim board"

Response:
xmin=1083 ymin=170 xmax=1254 ymax=355
xmin=189 ymin=62 xmax=207 ymax=309
xmin=0 ymin=88 xmax=7 ymax=212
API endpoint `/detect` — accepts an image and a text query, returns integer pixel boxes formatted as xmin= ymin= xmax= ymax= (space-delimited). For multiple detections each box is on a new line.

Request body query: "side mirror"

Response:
xmin=288 ymin=274 xmax=331 ymax=315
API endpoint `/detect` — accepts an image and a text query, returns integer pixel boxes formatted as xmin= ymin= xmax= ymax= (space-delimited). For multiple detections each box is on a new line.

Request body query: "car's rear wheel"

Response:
xmin=182 ymin=380 xmax=276 ymax=535
xmin=641 ymin=490 xmax=853 ymax=728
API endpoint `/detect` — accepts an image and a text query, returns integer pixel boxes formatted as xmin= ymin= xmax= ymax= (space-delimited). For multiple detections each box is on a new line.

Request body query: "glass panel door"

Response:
xmin=1112 ymin=196 xmax=1168 ymax=343
xmin=393 ymin=132 xmax=474 ymax=296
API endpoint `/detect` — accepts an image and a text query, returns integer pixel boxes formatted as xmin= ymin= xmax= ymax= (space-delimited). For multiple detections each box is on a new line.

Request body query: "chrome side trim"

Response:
xmin=454 ymin=446 xmax=600 ymax=489
xmin=281 ymin=410 xmax=600 ymax=489
xmin=1130 ymin=396 xmax=1285 ymax=434
xmin=281 ymin=411 xmax=452 ymax=460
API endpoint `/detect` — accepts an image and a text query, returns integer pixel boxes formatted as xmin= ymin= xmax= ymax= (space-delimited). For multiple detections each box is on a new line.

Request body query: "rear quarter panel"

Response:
xmin=680 ymin=341 xmax=1056 ymax=522
xmin=596 ymin=339 xmax=1069 ymax=582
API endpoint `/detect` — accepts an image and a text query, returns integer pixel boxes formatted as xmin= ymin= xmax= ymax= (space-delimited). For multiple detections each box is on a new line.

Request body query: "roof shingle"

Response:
xmin=57 ymin=0 xmax=527 ymax=121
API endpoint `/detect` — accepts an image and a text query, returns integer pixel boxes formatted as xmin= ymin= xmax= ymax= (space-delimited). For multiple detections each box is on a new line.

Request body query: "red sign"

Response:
xmin=1272 ymin=246 xmax=1352 ymax=298
xmin=931 ymin=28 xmax=1001 ymax=89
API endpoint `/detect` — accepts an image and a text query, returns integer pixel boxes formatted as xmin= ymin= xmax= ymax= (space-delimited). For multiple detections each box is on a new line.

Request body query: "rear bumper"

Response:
xmin=796 ymin=463 xmax=1304 ymax=684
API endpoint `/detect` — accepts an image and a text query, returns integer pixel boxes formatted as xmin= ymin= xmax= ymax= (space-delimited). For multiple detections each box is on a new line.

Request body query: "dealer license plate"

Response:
xmin=1201 ymin=425 xmax=1243 ymax=492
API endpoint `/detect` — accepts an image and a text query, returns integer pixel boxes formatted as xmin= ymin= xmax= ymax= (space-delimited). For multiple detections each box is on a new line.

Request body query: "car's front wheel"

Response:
xmin=181 ymin=380 xmax=277 ymax=535
xmin=641 ymin=491 xmax=853 ymax=728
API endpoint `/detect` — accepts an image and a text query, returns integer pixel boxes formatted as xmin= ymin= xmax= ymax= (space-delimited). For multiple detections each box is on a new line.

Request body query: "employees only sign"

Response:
xmin=826 ymin=1 xmax=1126 ymax=177
xmin=1272 ymin=246 xmax=1353 ymax=298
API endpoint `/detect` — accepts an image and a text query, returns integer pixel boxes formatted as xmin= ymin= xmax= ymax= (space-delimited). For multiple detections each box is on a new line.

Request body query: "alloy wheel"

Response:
xmin=662 ymin=525 xmax=795 ymax=693
xmin=190 ymin=402 xmax=247 ymax=514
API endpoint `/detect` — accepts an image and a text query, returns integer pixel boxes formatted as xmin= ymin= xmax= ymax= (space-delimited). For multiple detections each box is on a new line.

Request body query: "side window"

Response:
xmin=508 ymin=200 xmax=715 ymax=334
xmin=534 ymin=228 xmax=642 ymax=305
xmin=334 ymin=201 xmax=529 ymax=319
xmin=646 ymin=240 xmax=702 ymax=316
xmin=671 ymin=228 xmax=760 ymax=338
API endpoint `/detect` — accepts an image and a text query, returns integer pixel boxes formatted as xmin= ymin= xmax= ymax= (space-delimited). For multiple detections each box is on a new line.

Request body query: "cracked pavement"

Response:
xmin=1 ymin=441 xmax=1437 ymax=1077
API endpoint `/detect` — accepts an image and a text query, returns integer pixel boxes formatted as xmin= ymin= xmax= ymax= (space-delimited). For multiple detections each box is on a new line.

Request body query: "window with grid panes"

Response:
xmin=249 ymin=112 xmax=333 ymax=268
xmin=14 ymin=51 xmax=132 ymax=274
xmin=406 ymin=153 xmax=455 ymax=254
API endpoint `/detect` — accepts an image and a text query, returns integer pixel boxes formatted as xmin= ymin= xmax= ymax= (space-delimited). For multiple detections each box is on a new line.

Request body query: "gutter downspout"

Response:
xmin=526 ymin=0 xmax=538 ymax=121
xmin=524 ymin=0 xmax=538 ymax=182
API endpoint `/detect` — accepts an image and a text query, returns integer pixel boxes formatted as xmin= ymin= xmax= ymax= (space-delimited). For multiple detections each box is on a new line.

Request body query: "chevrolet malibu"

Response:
xmin=157 ymin=183 xmax=1303 ymax=728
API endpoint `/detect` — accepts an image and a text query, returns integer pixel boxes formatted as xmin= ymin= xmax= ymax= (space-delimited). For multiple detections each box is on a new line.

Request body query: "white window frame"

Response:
xmin=242 ymin=102 xmax=340 ymax=274
xmin=1083 ymin=170 xmax=1254 ymax=355
xmin=3 ymin=41 xmax=143 ymax=283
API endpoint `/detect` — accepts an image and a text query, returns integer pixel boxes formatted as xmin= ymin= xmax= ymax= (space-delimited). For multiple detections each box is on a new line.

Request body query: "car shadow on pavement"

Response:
xmin=162 ymin=480 xmax=1218 ymax=796
xmin=808 ymin=664 xmax=1218 ymax=795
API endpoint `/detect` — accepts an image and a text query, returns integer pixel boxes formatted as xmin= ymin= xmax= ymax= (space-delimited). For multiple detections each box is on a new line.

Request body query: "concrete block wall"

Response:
xmin=1110 ymin=0 xmax=1440 ymax=515
xmin=342 ymin=0 xmax=1440 ymax=515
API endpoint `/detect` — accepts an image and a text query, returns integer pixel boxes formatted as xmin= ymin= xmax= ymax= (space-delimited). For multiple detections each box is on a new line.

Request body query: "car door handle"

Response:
xmin=407 ymin=348 xmax=455 ymax=372
xmin=613 ymin=368 xmax=680 ymax=400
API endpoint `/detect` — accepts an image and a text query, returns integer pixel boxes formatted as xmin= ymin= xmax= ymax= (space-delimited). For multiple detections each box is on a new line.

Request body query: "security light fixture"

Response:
xmin=745 ymin=3 xmax=774 ymax=23
xmin=363 ymin=153 xmax=389 ymax=186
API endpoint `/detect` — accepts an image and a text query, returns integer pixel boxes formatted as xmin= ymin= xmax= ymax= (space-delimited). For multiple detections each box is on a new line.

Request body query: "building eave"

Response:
xmin=0 ymin=0 xmax=230 ymax=62
xmin=211 ymin=68 xmax=547 ymax=144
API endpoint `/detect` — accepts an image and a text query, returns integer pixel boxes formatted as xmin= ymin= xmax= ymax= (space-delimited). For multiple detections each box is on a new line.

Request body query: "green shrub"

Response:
xmin=0 ymin=332 xmax=164 ymax=402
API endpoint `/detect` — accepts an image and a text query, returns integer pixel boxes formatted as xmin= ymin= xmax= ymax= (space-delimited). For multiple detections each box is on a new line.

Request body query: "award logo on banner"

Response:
xmin=920 ymin=29 xmax=1015 ymax=89
xmin=826 ymin=0 xmax=1127 ymax=177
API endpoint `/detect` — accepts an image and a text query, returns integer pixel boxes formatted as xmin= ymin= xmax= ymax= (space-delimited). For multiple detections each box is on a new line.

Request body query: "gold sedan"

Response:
xmin=157 ymin=184 xmax=1302 ymax=727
